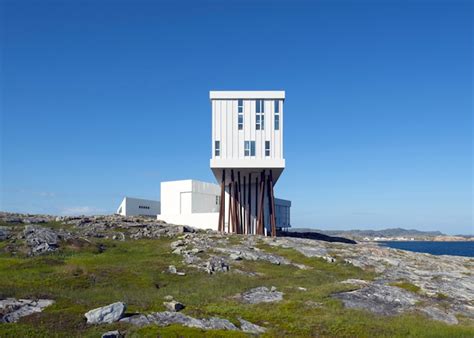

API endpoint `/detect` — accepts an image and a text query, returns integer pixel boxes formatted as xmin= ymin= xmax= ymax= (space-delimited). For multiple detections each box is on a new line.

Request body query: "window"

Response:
xmin=238 ymin=100 xmax=244 ymax=130
xmin=244 ymin=141 xmax=256 ymax=156
xmin=139 ymin=205 xmax=150 ymax=209
xmin=256 ymin=100 xmax=265 ymax=130
xmin=256 ymin=99 xmax=265 ymax=113
xmin=216 ymin=196 xmax=220 ymax=205
xmin=274 ymin=100 xmax=280 ymax=130
xmin=238 ymin=99 xmax=243 ymax=113
xmin=215 ymin=140 xmax=220 ymax=156
xmin=265 ymin=141 xmax=270 ymax=156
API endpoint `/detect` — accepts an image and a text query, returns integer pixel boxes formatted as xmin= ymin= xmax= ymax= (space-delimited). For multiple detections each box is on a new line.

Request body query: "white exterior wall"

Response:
xmin=211 ymin=93 xmax=284 ymax=163
xmin=157 ymin=179 xmax=291 ymax=231
xmin=116 ymin=197 xmax=160 ymax=217
xmin=158 ymin=213 xmax=219 ymax=231
xmin=160 ymin=180 xmax=220 ymax=215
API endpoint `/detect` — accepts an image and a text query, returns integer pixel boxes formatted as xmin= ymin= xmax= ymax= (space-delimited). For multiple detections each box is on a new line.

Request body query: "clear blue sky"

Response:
xmin=1 ymin=0 xmax=472 ymax=235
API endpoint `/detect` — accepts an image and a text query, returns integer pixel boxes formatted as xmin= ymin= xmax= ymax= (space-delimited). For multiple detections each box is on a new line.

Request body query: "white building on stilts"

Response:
xmin=210 ymin=91 xmax=287 ymax=236
xmin=126 ymin=90 xmax=291 ymax=234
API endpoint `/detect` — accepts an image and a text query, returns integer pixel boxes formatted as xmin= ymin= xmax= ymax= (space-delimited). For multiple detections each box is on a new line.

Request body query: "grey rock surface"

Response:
xmin=238 ymin=318 xmax=267 ymax=334
xmin=0 ymin=226 xmax=10 ymax=241
xmin=101 ymin=330 xmax=123 ymax=338
xmin=120 ymin=311 xmax=238 ymax=331
xmin=333 ymin=283 xmax=420 ymax=316
xmin=85 ymin=302 xmax=126 ymax=324
xmin=238 ymin=286 xmax=284 ymax=304
xmin=0 ymin=298 xmax=54 ymax=323
xmin=23 ymin=225 xmax=59 ymax=255
xmin=163 ymin=300 xmax=185 ymax=312
xmin=420 ymin=306 xmax=459 ymax=325
xmin=204 ymin=256 xmax=230 ymax=274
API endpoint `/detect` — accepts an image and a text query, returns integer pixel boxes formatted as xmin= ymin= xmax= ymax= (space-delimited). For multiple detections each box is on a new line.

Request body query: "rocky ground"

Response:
xmin=0 ymin=212 xmax=473 ymax=337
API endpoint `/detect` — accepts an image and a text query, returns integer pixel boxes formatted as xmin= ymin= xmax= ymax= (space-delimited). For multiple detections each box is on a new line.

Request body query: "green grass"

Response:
xmin=389 ymin=281 xmax=421 ymax=294
xmin=0 ymin=233 xmax=473 ymax=337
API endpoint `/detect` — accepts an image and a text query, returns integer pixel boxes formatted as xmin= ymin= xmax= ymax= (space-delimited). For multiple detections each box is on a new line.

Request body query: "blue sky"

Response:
xmin=1 ymin=0 xmax=472 ymax=234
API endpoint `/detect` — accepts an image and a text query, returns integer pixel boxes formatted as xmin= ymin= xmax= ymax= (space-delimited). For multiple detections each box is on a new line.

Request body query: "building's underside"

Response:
xmin=215 ymin=168 xmax=280 ymax=237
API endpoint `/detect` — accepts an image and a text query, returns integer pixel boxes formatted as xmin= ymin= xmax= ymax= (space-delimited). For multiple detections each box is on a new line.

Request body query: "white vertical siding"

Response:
xmin=211 ymin=97 xmax=284 ymax=162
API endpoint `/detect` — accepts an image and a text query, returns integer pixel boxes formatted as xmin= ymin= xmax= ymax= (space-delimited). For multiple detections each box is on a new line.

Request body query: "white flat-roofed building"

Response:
xmin=210 ymin=90 xmax=288 ymax=236
xmin=157 ymin=179 xmax=290 ymax=231
xmin=116 ymin=197 xmax=160 ymax=217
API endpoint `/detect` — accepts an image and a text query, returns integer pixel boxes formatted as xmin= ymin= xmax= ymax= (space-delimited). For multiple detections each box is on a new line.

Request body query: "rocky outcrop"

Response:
xmin=84 ymin=302 xmax=126 ymax=324
xmin=0 ymin=298 xmax=54 ymax=323
xmin=237 ymin=286 xmax=284 ymax=304
xmin=420 ymin=306 xmax=459 ymax=325
xmin=264 ymin=236 xmax=474 ymax=325
xmin=238 ymin=318 xmax=267 ymax=334
xmin=119 ymin=311 xmax=266 ymax=333
xmin=0 ymin=227 xmax=10 ymax=241
xmin=23 ymin=225 xmax=60 ymax=255
xmin=334 ymin=283 xmax=420 ymax=316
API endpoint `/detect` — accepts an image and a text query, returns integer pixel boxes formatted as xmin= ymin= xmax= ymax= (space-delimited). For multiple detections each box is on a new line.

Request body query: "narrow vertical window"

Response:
xmin=215 ymin=140 xmax=220 ymax=157
xmin=265 ymin=141 xmax=270 ymax=156
xmin=256 ymin=100 xmax=265 ymax=130
xmin=238 ymin=100 xmax=243 ymax=130
xmin=250 ymin=141 xmax=256 ymax=156
xmin=274 ymin=100 xmax=280 ymax=130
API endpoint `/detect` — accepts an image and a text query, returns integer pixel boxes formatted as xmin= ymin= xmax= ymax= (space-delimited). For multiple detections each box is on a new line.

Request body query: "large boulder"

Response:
xmin=85 ymin=302 xmax=126 ymax=324
xmin=0 ymin=298 xmax=54 ymax=323
xmin=163 ymin=300 xmax=185 ymax=312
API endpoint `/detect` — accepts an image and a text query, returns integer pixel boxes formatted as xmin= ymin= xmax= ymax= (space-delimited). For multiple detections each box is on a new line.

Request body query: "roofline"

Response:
xmin=209 ymin=91 xmax=285 ymax=100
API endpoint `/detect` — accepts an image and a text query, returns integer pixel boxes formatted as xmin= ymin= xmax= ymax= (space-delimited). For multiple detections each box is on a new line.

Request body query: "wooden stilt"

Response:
xmin=255 ymin=175 xmax=258 ymax=235
xmin=261 ymin=172 xmax=266 ymax=235
xmin=230 ymin=170 xmax=235 ymax=233
xmin=243 ymin=176 xmax=246 ymax=234
xmin=228 ymin=181 xmax=232 ymax=233
xmin=257 ymin=171 xmax=265 ymax=235
xmin=248 ymin=173 xmax=251 ymax=235
xmin=234 ymin=180 xmax=239 ymax=234
xmin=218 ymin=170 xmax=226 ymax=232
xmin=238 ymin=171 xmax=242 ymax=234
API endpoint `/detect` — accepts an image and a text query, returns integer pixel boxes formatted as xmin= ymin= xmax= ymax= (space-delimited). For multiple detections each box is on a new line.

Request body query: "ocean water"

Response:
xmin=380 ymin=241 xmax=473 ymax=258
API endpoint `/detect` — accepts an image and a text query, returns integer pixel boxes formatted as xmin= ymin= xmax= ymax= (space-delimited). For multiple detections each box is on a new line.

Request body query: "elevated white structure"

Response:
xmin=210 ymin=90 xmax=286 ymax=236
xmin=157 ymin=179 xmax=290 ymax=231
xmin=116 ymin=197 xmax=160 ymax=217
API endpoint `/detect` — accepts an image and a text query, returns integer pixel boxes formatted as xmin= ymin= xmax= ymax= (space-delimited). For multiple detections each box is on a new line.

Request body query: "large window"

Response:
xmin=256 ymin=100 xmax=265 ymax=130
xmin=238 ymin=100 xmax=243 ymax=130
xmin=265 ymin=141 xmax=270 ymax=156
xmin=274 ymin=100 xmax=280 ymax=130
xmin=244 ymin=141 xmax=256 ymax=156
xmin=215 ymin=140 xmax=220 ymax=156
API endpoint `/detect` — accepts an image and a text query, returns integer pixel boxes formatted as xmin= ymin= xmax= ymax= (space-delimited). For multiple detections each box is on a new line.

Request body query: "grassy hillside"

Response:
xmin=0 ymin=222 xmax=473 ymax=337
